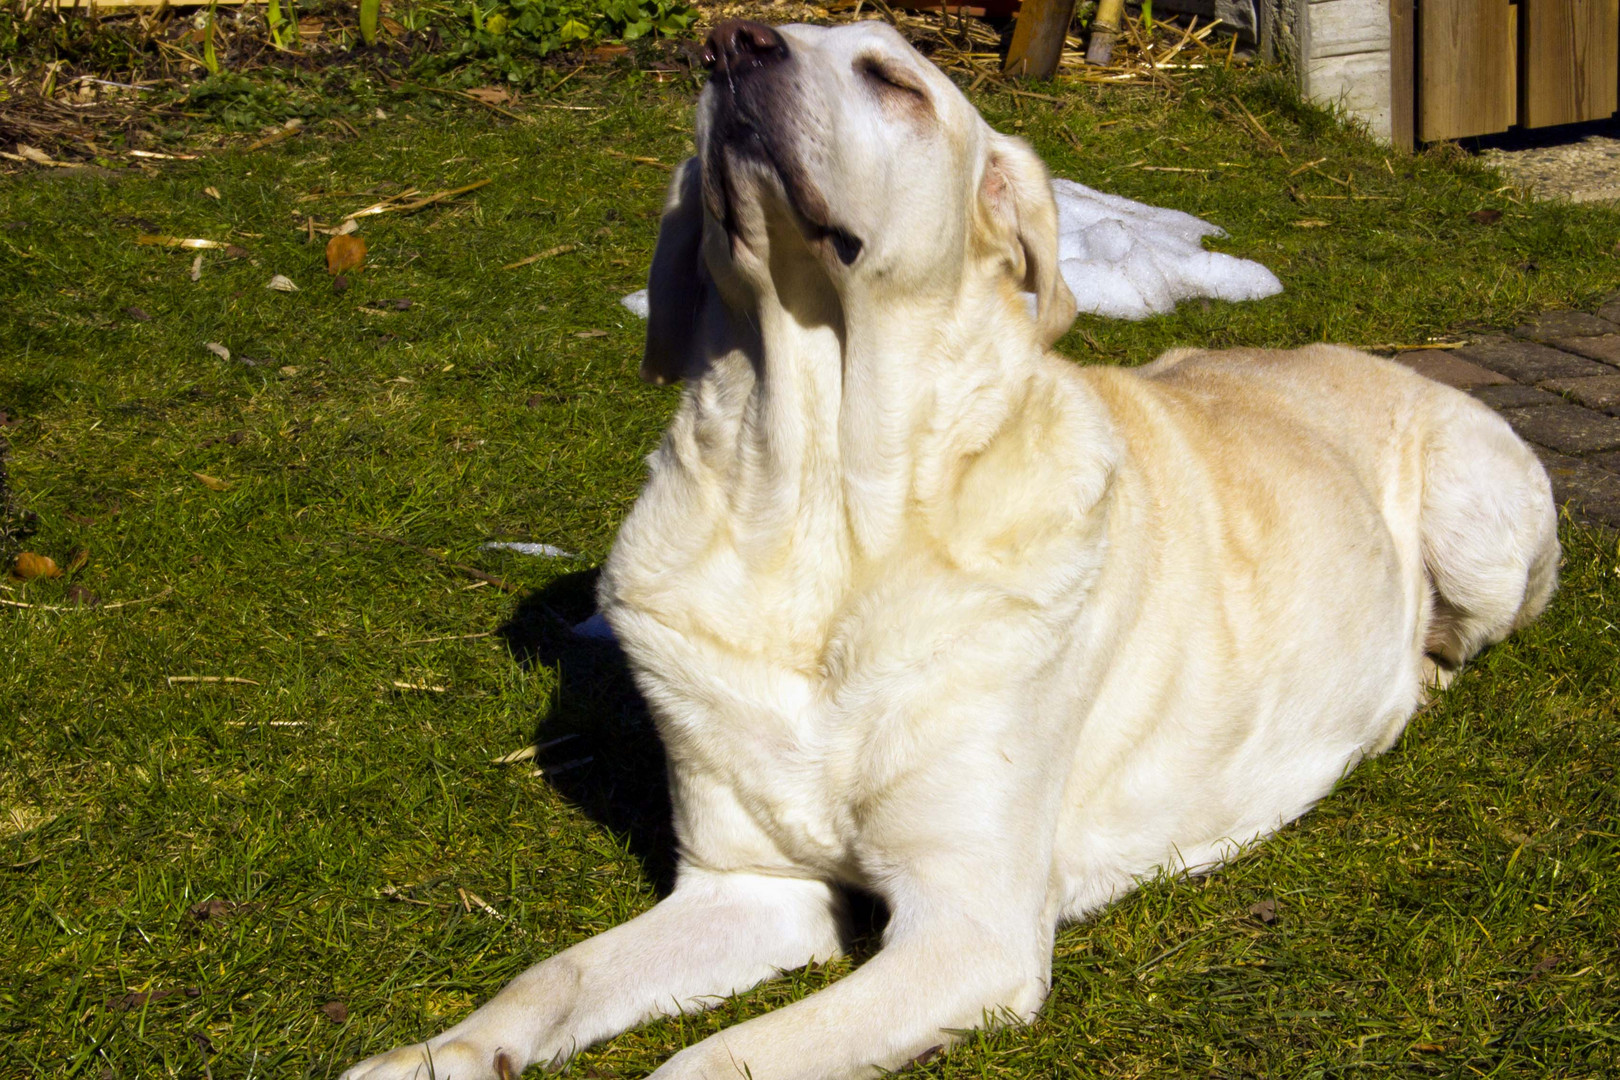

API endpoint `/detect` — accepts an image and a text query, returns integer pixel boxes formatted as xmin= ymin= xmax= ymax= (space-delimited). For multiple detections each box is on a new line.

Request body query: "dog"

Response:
xmin=344 ymin=19 xmax=1559 ymax=1079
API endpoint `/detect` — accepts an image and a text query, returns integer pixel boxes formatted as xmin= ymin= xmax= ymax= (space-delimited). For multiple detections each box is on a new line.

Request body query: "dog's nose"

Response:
xmin=701 ymin=20 xmax=789 ymax=75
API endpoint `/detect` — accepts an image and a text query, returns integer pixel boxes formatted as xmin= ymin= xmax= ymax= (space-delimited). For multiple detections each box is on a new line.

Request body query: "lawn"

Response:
xmin=2 ymin=55 xmax=1618 ymax=1078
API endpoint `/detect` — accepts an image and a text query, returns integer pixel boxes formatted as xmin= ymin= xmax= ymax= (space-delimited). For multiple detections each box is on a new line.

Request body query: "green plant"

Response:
xmin=360 ymin=0 xmax=382 ymax=45
xmin=202 ymin=1 xmax=222 ymax=76
xmin=266 ymin=0 xmax=295 ymax=50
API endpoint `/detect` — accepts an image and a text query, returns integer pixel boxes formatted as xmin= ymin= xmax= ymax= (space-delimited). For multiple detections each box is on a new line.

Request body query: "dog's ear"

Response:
xmin=977 ymin=133 xmax=1077 ymax=346
xmin=641 ymin=157 xmax=710 ymax=384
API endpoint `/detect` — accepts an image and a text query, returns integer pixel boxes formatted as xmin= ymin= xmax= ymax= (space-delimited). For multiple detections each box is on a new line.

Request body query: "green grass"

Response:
xmin=2 ymin=64 xmax=1618 ymax=1078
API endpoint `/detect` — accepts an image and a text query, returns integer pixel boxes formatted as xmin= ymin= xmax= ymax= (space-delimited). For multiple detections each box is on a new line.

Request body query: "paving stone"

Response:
xmin=1586 ymin=450 xmax=1620 ymax=475
xmin=1533 ymin=447 xmax=1620 ymax=529
xmin=1393 ymin=351 xmax=1511 ymax=389
xmin=1503 ymin=403 xmax=1620 ymax=454
xmin=1538 ymin=375 xmax=1620 ymax=416
xmin=1451 ymin=336 xmax=1611 ymax=382
xmin=1470 ymin=383 xmax=1563 ymax=410
xmin=1513 ymin=310 xmax=1620 ymax=341
xmin=1550 ymin=334 xmax=1620 ymax=367
xmin=1597 ymin=293 xmax=1620 ymax=325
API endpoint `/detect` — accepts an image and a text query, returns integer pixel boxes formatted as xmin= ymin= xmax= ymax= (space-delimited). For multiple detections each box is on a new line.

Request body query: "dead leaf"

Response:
xmin=332 ymin=275 xmax=350 ymax=294
xmin=188 ymin=898 xmax=236 ymax=921
xmin=325 ymin=233 xmax=366 ymax=275
xmin=225 ymin=244 xmax=249 ymax=259
xmin=192 ymin=472 xmax=229 ymax=492
xmin=589 ymin=44 xmax=630 ymax=60
xmin=125 ymin=306 xmax=152 ymax=321
xmin=911 ymin=1045 xmax=944 ymax=1067
xmin=189 ymin=254 xmax=203 ymax=282
xmin=575 ymin=330 xmax=607 ymax=339
xmin=205 ymin=341 xmax=230 ymax=361
xmin=64 ymin=548 xmax=88 ymax=574
xmin=503 ymin=244 xmax=576 ymax=270
xmin=266 ymin=274 xmax=299 ymax=292
xmin=1521 ymin=955 xmax=1559 ymax=984
xmin=108 ymin=987 xmax=200 ymax=1011
xmin=465 ymin=87 xmax=511 ymax=105
xmin=1410 ymin=1042 xmax=1445 ymax=1053
xmin=66 ymin=584 xmax=101 ymax=607
xmin=12 ymin=552 xmax=61 ymax=580
xmin=1468 ymin=208 xmax=1503 ymax=225
xmin=17 ymin=145 xmax=55 ymax=165
xmin=203 ymin=186 xmax=221 ymax=200
xmin=380 ymin=16 xmax=405 ymax=36
xmin=1247 ymin=898 xmax=1279 ymax=925
xmin=525 ymin=393 xmax=546 ymax=408
xmin=0 ymin=410 xmax=20 ymax=426
xmin=1291 ymin=220 xmax=1330 ymax=228
xmin=320 ymin=1000 xmax=349 ymax=1023
xmin=279 ymin=366 xmax=300 ymax=377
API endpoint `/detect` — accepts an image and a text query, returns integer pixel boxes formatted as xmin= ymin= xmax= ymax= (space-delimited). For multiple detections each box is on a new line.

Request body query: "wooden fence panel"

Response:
xmin=1521 ymin=0 xmax=1620 ymax=128
xmin=1418 ymin=0 xmax=1516 ymax=140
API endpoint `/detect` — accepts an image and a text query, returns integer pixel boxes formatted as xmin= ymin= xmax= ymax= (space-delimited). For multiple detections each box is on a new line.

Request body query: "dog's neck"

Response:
xmin=707 ymin=269 xmax=1044 ymax=563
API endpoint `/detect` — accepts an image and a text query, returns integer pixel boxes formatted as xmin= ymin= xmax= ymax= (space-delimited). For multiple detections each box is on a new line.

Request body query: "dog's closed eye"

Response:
xmin=856 ymin=56 xmax=929 ymax=108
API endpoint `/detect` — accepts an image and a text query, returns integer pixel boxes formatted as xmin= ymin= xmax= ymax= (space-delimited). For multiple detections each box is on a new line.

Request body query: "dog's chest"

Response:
xmin=607 ymin=562 xmax=910 ymax=875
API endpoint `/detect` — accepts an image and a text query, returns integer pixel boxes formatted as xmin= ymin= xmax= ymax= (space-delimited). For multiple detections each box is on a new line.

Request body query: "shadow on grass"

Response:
xmin=498 ymin=568 xmax=680 ymax=894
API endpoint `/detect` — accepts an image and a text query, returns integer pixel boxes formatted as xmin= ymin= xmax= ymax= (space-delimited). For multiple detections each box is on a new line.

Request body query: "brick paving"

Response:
xmin=1389 ymin=290 xmax=1620 ymax=530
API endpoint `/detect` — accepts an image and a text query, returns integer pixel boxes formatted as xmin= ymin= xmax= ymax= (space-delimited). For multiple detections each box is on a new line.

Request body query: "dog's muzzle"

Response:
xmin=701 ymin=19 xmax=790 ymax=77
xmin=698 ymin=22 xmax=865 ymax=267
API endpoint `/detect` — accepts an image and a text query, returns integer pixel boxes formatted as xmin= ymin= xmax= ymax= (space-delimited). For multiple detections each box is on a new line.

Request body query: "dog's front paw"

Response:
xmin=342 ymin=1039 xmax=522 ymax=1080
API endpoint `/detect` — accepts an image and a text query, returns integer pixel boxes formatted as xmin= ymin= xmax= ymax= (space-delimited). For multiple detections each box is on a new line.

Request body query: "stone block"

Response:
xmin=1394 ymin=351 xmax=1511 ymax=389
xmin=1451 ymin=336 xmax=1610 ymax=383
xmin=1505 ymin=404 xmax=1620 ymax=455
xmin=1550 ymin=334 xmax=1620 ymax=367
xmin=1597 ymin=295 xmax=1620 ymax=325
xmin=1303 ymin=51 xmax=1391 ymax=141
xmin=1513 ymin=310 xmax=1620 ymax=342
xmin=1306 ymin=0 xmax=1390 ymax=59
xmin=1538 ymin=375 xmax=1620 ymax=415
xmin=1533 ymin=447 xmax=1620 ymax=529
xmin=1470 ymin=384 xmax=1563 ymax=410
xmin=1586 ymin=450 xmax=1620 ymax=475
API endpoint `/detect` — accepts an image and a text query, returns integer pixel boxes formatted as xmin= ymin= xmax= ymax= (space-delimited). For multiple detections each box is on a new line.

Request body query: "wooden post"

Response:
xmin=1005 ymin=0 xmax=1079 ymax=79
xmin=1085 ymin=0 xmax=1128 ymax=65
xmin=1389 ymin=0 xmax=1415 ymax=150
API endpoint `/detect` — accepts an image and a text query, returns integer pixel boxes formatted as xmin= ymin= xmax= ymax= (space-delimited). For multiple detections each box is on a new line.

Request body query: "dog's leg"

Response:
xmin=342 ymin=870 xmax=843 ymax=1080
xmin=1420 ymin=395 xmax=1559 ymax=670
xmin=650 ymin=862 xmax=1054 ymax=1079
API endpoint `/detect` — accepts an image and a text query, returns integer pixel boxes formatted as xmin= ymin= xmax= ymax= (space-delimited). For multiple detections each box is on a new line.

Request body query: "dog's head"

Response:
xmin=641 ymin=19 xmax=1076 ymax=384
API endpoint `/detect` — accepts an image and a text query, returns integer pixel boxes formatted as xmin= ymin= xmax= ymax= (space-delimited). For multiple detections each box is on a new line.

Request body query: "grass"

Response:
xmin=2 ymin=59 xmax=1619 ymax=1079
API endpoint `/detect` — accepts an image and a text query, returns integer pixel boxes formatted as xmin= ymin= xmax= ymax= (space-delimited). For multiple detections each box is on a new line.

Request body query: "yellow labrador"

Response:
xmin=346 ymin=19 xmax=1558 ymax=1079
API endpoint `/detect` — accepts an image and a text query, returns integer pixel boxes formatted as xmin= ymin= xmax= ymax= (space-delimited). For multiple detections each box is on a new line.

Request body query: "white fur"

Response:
xmin=345 ymin=21 xmax=1558 ymax=1080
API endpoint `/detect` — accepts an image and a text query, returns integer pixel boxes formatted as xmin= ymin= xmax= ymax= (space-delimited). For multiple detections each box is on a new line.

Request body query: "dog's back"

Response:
xmin=1044 ymin=345 xmax=1557 ymax=918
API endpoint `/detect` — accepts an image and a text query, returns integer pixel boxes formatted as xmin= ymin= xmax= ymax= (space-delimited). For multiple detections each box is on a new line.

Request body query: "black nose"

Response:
xmin=701 ymin=20 xmax=788 ymax=75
